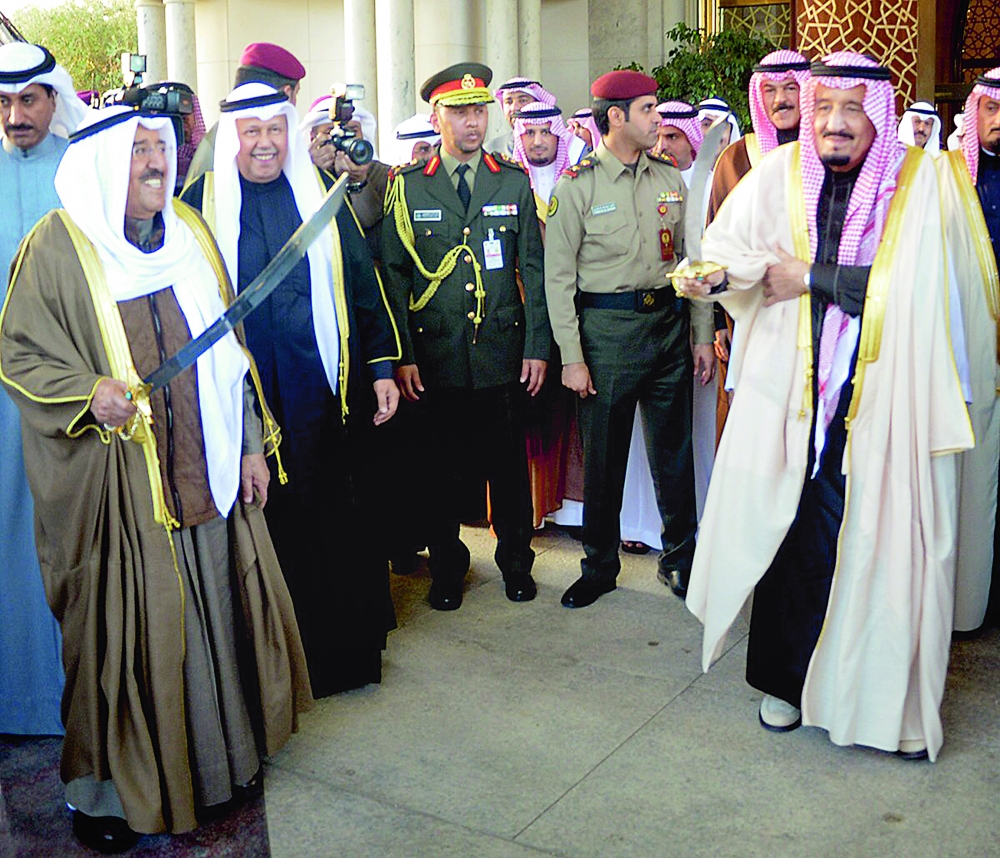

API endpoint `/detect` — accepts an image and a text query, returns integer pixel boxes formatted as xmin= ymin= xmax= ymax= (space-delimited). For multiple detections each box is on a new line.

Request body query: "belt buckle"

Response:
xmin=637 ymin=290 xmax=657 ymax=313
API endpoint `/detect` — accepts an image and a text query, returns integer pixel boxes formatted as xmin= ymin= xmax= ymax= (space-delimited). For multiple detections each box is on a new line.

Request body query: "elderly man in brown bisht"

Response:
xmin=679 ymin=53 xmax=973 ymax=761
xmin=0 ymin=105 xmax=311 ymax=850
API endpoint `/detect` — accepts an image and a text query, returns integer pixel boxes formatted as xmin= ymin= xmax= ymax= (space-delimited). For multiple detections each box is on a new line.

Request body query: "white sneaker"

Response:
xmin=896 ymin=739 xmax=928 ymax=760
xmin=758 ymin=694 xmax=802 ymax=732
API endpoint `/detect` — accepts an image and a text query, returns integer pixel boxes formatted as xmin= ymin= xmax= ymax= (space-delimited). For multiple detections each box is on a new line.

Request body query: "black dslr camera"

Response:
xmin=104 ymin=54 xmax=194 ymax=146
xmin=320 ymin=83 xmax=374 ymax=166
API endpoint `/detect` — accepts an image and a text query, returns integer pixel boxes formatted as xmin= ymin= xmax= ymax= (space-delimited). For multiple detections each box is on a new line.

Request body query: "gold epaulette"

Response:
xmin=647 ymin=150 xmax=679 ymax=168
xmin=561 ymin=157 xmax=596 ymax=179
xmin=387 ymin=157 xmax=426 ymax=182
xmin=490 ymin=151 xmax=527 ymax=174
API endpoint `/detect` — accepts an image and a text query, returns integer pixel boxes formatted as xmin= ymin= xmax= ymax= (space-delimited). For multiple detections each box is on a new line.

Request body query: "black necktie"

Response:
xmin=455 ymin=163 xmax=471 ymax=211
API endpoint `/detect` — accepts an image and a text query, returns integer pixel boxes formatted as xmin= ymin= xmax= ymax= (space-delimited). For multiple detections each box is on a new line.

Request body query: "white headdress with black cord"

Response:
xmin=0 ymin=42 xmax=88 ymax=138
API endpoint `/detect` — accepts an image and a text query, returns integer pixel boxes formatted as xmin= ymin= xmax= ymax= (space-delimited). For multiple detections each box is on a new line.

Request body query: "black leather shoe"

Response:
xmin=504 ymin=575 xmax=537 ymax=602
xmin=657 ymin=567 xmax=688 ymax=599
xmin=232 ymin=767 xmax=264 ymax=803
xmin=72 ymin=810 xmax=140 ymax=854
xmin=428 ymin=580 xmax=463 ymax=611
xmin=561 ymin=576 xmax=616 ymax=608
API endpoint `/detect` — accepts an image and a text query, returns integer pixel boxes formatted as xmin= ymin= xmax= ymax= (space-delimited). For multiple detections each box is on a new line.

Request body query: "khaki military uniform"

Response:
xmin=381 ymin=146 xmax=551 ymax=585
xmin=545 ymin=141 xmax=713 ymax=584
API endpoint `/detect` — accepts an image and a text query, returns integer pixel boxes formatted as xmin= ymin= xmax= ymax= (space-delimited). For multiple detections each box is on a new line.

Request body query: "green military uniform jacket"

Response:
xmin=544 ymin=141 xmax=715 ymax=365
xmin=381 ymin=147 xmax=551 ymax=389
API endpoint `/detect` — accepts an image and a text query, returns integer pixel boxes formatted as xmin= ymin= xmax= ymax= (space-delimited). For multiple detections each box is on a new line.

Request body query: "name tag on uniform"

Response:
xmin=590 ymin=202 xmax=617 ymax=216
xmin=482 ymin=204 xmax=518 ymax=217
xmin=484 ymin=228 xmax=503 ymax=270
xmin=413 ymin=209 xmax=442 ymax=222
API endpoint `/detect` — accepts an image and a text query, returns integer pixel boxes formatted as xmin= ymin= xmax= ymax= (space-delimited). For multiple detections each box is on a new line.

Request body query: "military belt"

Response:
xmin=577 ymin=288 xmax=681 ymax=314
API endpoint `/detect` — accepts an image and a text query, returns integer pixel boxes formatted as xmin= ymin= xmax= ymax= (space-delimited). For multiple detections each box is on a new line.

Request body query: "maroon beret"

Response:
xmin=239 ymin=42 xmax=306 ymax=81
xmin=590 ymin=70 xmax=658 ymax=100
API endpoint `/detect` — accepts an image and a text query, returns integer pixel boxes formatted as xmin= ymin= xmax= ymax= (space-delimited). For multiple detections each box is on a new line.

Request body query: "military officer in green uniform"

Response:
xmin=545 ymin=70 xmax=716 ymax=609
xmin=381 ymin=62 xmax=551 ymax=611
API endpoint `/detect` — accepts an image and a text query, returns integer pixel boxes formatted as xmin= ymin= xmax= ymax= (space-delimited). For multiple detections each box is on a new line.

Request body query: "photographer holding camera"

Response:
xmin=303 ymin=92 xmax=388 ymax=261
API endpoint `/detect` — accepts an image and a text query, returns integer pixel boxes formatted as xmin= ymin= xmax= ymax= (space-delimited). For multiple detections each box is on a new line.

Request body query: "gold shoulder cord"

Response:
xmin=787 ymin=142 xmax=814 ymax=419
xmin=385 ymin=172 xmax=487 ymax=340
xmin=173 ymin=199 xmax=288 ymax=482
xmin=844 ymin=147 xmax=922 ymax=433
xmin=946 ymin=150 xmax=1000 ymax=361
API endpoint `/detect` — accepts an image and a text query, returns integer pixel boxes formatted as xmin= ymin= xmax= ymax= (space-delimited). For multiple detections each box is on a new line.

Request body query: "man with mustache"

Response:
xmin=680 ymin=53 xmax=973 ymax=761
xmin=897 ymin=101 xmax=942 ymax=155
xmin=486 ymin=76 xmax=587 ymax=163
xmin=707 ymin=50 xmax=812 ymax=442
xmin=182 ymin=82 xmax=401 ymax=697
xmin=0 ymin=41 xmax=86 ymax=738
xmin=184 ymin=41 xmax=306 ymax=188
xmin=382 ymin=63 xmax=550 ymax=611
xmin=0 ymin=105 xmax=311 ymax=849
xmin=938 ymin=69 xmax=1000 ymax=635
xmin=508 ymin=102 xmax=585 ymax=531
xmin=544 ymin=70 xmax=714 ymax=608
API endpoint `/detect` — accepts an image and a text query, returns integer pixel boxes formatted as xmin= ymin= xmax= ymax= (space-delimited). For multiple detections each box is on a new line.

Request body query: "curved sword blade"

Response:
xmin=683 ymin=115 xmax=730 ymax=263
xmin=143 ymin=174 xmax=349 ymax=393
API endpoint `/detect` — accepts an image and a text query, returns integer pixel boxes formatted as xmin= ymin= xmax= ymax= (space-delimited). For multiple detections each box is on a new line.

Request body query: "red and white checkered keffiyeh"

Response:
xmin=512 ymin=102 xmax=573 ymax=190
xmin=961 ymin=67 xmax=1000 ymax=186
xmin=800 ymin=52 xmax=902 ymax=268
xmin=749 ymin=49 xmax=811 ymax=156
xmin=800 ymin=52 xmax=904 ymax=448
xmin=177 ymin=93 xmax=206 ymax=181
xmin=569 ymin=108 xmax=602 ymax=150
xmin=657 ymin=101 xmax=703 ymax=155
xmin=494 ymin=77 xmax=557 ymax=109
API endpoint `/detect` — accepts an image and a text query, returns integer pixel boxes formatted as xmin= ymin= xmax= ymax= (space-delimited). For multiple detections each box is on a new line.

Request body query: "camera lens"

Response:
xmin=345 ymin=138 xmax=374 ymax=165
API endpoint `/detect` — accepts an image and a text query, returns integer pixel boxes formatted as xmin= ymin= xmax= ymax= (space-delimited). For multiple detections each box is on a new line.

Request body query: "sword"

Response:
xmin=682 ymin=114 xmax=730 ymax=265
xmin=136 ymin=174 xmax=349 ymax=396
xmin=666 ymin=116 xmax=731 ymax=291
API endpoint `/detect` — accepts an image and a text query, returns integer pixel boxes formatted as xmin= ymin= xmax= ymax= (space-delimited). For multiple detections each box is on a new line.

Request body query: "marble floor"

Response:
xmin=2 ymin=523 xmax=999 ymax=857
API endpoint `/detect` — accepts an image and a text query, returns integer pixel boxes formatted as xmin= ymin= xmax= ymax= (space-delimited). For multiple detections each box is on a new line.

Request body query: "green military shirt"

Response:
xmin=544 ymin=141 xmax=714 ymax=365
xmin=381 ymin=146 xmax=551 ymax=390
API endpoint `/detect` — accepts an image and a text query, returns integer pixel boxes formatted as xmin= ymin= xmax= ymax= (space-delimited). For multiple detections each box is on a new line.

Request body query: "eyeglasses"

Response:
xmin=131 ymin=141 xmax=168 ymax=159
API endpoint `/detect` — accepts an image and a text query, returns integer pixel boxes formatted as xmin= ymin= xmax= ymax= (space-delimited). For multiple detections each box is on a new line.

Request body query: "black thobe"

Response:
xmin=745 ymin=164 xmax=872 ymax=708
xmin=981 ymin=152 xmax=1000 ymax=624
xmin=184 ymin=172 xmax=399 ymax=697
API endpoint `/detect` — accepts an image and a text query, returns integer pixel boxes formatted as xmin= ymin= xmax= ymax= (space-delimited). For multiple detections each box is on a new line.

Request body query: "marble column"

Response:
xmin=375 ymin=0 xmax=415 ymax=159
xmin=518 ymin=0 xmax=541 ymax=82
xmin=345 ymin=0 xmax=378 ymax=126
xmin=486 ymin=0 xmax=519 ymax=82
xmin=135 ymin=0 xmax=167 ymax=83
xmin=163 ymin=0 xmax=197 ymax=90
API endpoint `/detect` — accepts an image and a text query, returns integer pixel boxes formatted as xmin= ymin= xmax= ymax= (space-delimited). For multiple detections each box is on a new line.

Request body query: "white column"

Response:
xmin=345 ymin=0 xmax=378 ymax=123
xmin=447 ymin=0 xmax=474 ymax=67
xmin=163 ymin=0 xmax=197 ymax=90
xmin=485 ymin=0 xmax=519 ymax=82
xmin=135 ymin=0 xmax=167 ymax=83
xmin=375 ymin=0 xmax=415 ymax=159
xmin=518 ymin=0 xmax=541 ymax=83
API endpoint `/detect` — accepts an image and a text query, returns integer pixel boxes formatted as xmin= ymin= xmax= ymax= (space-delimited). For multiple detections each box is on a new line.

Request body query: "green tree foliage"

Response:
xmin=651 ymin=23 xmax=776 ymax=131
xmin=15 ymin=0 xmax=137 ymax=95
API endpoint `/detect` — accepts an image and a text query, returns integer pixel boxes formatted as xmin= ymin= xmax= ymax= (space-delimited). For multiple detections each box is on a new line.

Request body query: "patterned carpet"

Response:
xmin=0 ymin=734 xmax=270 ymax=856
